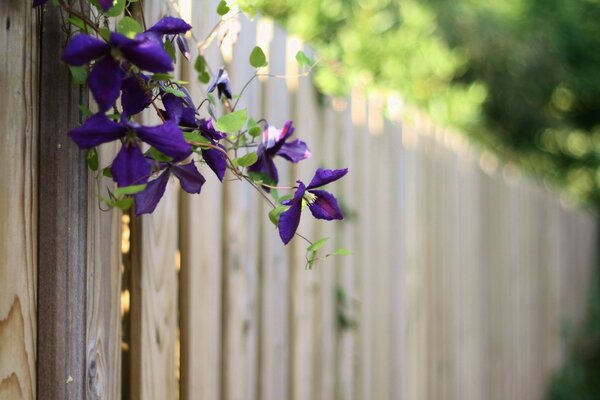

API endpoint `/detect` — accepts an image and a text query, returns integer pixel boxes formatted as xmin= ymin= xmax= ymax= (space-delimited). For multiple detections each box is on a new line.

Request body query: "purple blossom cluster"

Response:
xmin=33 ymin=0 xmax=348 ymax=247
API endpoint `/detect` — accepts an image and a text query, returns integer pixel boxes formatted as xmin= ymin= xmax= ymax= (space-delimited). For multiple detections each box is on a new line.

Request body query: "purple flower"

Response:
xmin=68 ymin=113 xmax=191 ymax=186
xmin=135 ymin=161 xmax=205 ymax=215
xmin=278 ymin=168 xmax=347 ymax=245
xmin=160 ymin=93 xmax=228 ymax=181
xmin=32 ymin=0 xmax=49 ymax=7
xmin=148 ymin=17 xmax=192 ymax=35
xmin=62 ymin=32 xmax=173 ymax=111
xmin=248 ymin=121 xmax=311 ymax=187
xmin=207 ymin=68 xmax=233 ymax=100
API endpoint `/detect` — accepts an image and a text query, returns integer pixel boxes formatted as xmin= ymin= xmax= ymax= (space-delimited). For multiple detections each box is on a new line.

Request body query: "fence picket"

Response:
xmin=0 ymin=4 xmax=38 ymax=399
xmin=3 ymin=3 xmax=600 ymax=399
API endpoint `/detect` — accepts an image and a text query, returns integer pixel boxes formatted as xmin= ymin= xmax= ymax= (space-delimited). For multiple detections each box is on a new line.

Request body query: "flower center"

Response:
xmin=303 ymin=191 xmax=317 ymax=205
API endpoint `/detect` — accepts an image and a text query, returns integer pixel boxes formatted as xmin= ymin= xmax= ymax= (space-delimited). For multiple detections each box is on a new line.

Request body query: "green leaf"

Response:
xmin=235 ymin=152 xmax=258 ymax=168
xmin=104 ymin=0 xmax=126 ymax=17
xmin=198 ymin=71 xmax=210 ymax=84
xmin=277 ymin=194 xmax=294 ymax=203
xmin=102 ymin=167 xmax=112 ymax=178
xmin=78 ymin=104 xmax=93 ymax=117
xmin=161 ymin=86 xmax=188 ymax=98
xmin=248 ymin=171 xmax=274 ymax=185
xmin=249 ymin=46 xmax=268 ymax=68
xmin=248 ymin=126 xmax=262 ymax=138
xmin=215 ymin=109 xmax=247 ymax=133
xmin=85 ymin=148 xmax=99 ymax=171
xmin=98 ymin=28 xmax=111 ymax=42
xmin=206 ymin=93 xmax=217 ymax=106
xmin=69 ymin=66 xmax=87 ymax=85
xmin=114 ymin=184 xmax=147 ymax=196
xmin=295 ymin=50 xmax=315 ymax=67
xmin=164 ymin=40 xmax=176 ymax=61
xmin=67 ymin=16 xmax=94 ymax=33
xmin=151 ymin=73 xmax=172 ymax=82
xmin=308 ymin=237 xmax=328 ymax=252
xmin=194 ymin=55 xmax=206 ymax=73
xmin=184 ymin=130 xmax=210 ymax=144
xmin=332 ymin=248 xmax=352 ymax=256
xmin=268 ymin=205 xmax=289 ymax=226
xmin=216 ymin=0 xmax=230 ymax=16
xmin=114 ymin=197 xmax=133 ymax=211
xmin=117 ymin=17 xmax=142 ymax=38
xmin=147 ymin=147 xmax=172 ymax=162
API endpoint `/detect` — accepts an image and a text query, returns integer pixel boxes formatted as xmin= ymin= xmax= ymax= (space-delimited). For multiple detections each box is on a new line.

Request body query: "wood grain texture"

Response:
xmin=220 ymin=11 xmax=260 ymax=400
xmin=0 ymin=2 xmax=38 ymax=399
xmin=85 ymin=142 xmax=122 ymax=400
xmin=179 ymin=0 xmax=224 ymax=398
xmin=36 ymin=3 xmax=93 ymax=398
xmin=129 ymin=3 xmax=179 ymax=399
xmin=255 ymin=22 xmax=294 ymax=400
xmin=290 ymin=44 xmax=321 ymax=400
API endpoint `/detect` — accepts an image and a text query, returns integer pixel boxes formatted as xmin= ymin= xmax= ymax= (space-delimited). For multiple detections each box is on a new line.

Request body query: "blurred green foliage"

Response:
xmin=241 ymin=0 xmax=600 ymax=208
xmin=547 ymin=240 xmax=600 ymax=399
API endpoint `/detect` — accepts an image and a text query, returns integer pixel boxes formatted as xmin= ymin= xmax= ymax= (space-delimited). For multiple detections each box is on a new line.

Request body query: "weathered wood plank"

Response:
xmin=258 ymin=20 xmax=293 ymax=400
xmin=0 ymin=3 xmax=38 ymax=399
xmin=335 ymin=101 xmax=358 ymax=400
xmin=220 ymin=10 xmax=260 ymax=400
xmin=129 ymin=2 xmax=179 ymax=399
xmin=84 ymin=141 xmax=122 ymax=400
xmin=290 ymin=44 xmax=320 ymax=400
xmin=36 ymin=3 xmax=91 ymax=398
xmin=178 ymin=0 xmax=224 ymax=398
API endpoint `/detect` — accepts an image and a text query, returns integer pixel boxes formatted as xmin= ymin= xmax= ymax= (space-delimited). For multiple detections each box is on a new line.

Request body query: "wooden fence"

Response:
xmin=1 ymin=0 xmax=598 ymax=399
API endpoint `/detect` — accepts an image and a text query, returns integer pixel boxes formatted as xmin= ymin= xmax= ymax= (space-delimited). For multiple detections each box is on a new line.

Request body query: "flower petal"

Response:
xmin=62 ymin=34 xmax=109 ymax=66
xmin=111 ymin=144 xmax=151 ymax=187
xmin=176 ymin=35 xmax=191 ymax=61
xmin=113 ymin=32 xmax=174 ymax=73
xmin=277 ymin=139 xmax=311 ymax=163
xmin=32 ymin=0 xmax=49 ymax=7
xmin=306 ymin=168 xmax=349 ymax=189
xmin=68 ymin=113 xmax=126 ymax=149
xmin=201 ymin=146 xmax=227 ymax=181
xmin=161 ymin=93 xmax=184 ymax=124
xmin=89 ymin=57 xmax=124 ymax=112
xmin=180 ymin=107 xmax=198 ymax=128
xmin=121 ymin=75 xmax=151 ymax=116
xmin=207 ymin=68 xmax=232 ymax=99
xmin=307 ymin=189 xmax=344 ymax=220
xmin=134 ymin=169 xmax=170 ymax=215
xmin=98 ymin=0 xmax=114 ymax=11
xmin=148 ymin=17 xmax=192 ymax=35
xmin=248 ymin=146 xmax=279 ymax=186
xmin=278 ymin=182 xmax=306 ymax=245
xmin=199 ymin=118 xmax=226 ymax=140
xmin=135 ymin=121 xmax=192 ymax=160
xmin=172 ymin=162 xmax=206 ymax=194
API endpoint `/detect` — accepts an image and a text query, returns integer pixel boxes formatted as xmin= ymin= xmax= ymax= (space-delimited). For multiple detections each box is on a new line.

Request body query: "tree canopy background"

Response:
xmin=241 ymin=0 xmax=600 ymax=208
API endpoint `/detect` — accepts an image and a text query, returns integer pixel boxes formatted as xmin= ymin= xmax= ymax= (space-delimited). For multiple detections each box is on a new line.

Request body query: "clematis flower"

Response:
xmin=68 ymin=113 xmax=191 ymax=187
xmin=160 ymin=93 xmax=228 ymax=181
xmin=248 ymin=121 xmax=311 ymax=188
xmin=62 ymin=31 xmax=173 ymax=111
xmin=121 ymin=74 xmax=152 ymax=117
xmin=207 ymin=68 xmax=233 ymax=100
xmin=278 ymin=168 xmax=348 ymax=245
xmin=135 ymin=161 xmax=205 ymax=215
xmin=148 ymin=17 xmax=192 ymax=35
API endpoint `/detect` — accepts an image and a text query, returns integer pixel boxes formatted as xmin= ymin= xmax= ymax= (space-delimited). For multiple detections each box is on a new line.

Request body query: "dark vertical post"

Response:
xmin=37 ymin=5 xmax=89 ymax=399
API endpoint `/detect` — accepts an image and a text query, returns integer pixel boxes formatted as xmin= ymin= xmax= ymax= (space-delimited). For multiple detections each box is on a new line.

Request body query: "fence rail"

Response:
xmin=0 ymin=1 xmax=598 ymax=399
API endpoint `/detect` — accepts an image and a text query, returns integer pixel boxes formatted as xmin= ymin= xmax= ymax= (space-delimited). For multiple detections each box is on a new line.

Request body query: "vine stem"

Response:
xmin=60 ymin=1 xmax=101 ymax=34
